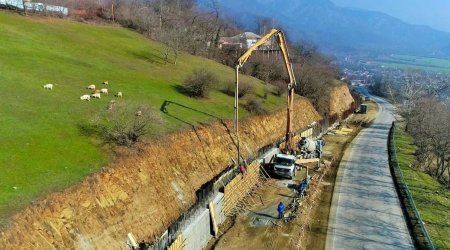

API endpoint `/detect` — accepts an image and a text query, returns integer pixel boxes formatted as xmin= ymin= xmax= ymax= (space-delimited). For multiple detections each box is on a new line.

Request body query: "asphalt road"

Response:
xmin=326 ymin=91 xmax=414 ymax=250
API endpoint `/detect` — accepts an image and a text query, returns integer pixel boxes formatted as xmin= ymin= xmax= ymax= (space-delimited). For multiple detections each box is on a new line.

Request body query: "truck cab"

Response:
xmin=272 ymin=154 xmax=298 ymax=179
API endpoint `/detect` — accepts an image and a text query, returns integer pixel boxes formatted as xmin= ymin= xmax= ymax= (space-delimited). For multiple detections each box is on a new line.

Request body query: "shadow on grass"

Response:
xmin=160 ymin=100 xmax=241 ymax=162
xmin=77 ymin=122 xmax=106 ymax=138
xmin=173 ymin=85 xmax=189 ymax=97
xmin=128 ymin=49 xmax=165 ymax=65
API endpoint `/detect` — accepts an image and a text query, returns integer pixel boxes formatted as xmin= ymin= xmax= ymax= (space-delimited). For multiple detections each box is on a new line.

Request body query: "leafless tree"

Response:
xmin=408 ymin=98 xmax=450 ymax=186
xmin=104 ymin=103 xmax=163 ymax=146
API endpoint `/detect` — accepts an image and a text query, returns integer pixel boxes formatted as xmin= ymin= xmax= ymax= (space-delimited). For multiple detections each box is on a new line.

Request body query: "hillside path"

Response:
xmin=326 ymin=92 xmax=414 ymax=249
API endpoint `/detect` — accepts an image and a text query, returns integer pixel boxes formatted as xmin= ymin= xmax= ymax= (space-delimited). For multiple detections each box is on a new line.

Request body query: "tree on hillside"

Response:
xmin=407 ymin=98 xmax=450 ymax=186
xmin=292 ymin=44 xmax=339 ymax=115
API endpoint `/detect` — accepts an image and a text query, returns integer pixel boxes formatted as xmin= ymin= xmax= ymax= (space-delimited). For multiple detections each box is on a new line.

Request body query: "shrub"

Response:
xmin=104 ymin=104 xmax=163 ymax=146
xmin=80 ymin=103 xmax=163 ymax=147
xmin=244 ymin=98 xmax=267 ymax=115
xmin=271 ymin=80 xmax=287 ymax=97
xmin=182 ymin=69 xmax=218 ymax=98
xmin=222 ymin=82 xmax=235 ymax=97
xmin=222 ymin=81 xmax=255 ymax=98
xmin=262 ymin=88 xmax=269 ymax=99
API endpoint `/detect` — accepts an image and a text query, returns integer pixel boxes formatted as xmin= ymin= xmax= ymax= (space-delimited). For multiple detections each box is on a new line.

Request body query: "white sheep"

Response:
xmin=100 ymin=88 xmax=108 ymax=95
xmin=91 ymin=93 xmax=101 ymax=99
xmin=43 ymin=84 xmax=53 ymax=90
xmin=116 ymin=92 xmax=122 ymax=98
xmin=103 ymin=81 xmax=109 ymax=85
xmin=80 ymin=95 xmax=91 ymax=101
xmin=87 ymin=84 xmax=96 ymax=90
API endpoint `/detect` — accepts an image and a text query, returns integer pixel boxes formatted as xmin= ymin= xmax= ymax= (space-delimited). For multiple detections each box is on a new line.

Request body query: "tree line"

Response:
xmin=372 ymin=71 xmax=450 ymax=187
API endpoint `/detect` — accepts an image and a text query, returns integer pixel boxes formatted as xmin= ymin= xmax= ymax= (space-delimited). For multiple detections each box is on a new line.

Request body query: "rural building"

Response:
xmin=0 ymin=0 xmax=68 ymax=15
xmin=219 ymin=32 xmax=274 ymax=50
xmin=0 ymin=0 xmax=23 ymax=9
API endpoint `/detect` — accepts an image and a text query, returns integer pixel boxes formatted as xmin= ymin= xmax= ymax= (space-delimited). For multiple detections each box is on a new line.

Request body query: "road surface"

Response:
xmin=326 ymin=91 xmax=414 ymax=249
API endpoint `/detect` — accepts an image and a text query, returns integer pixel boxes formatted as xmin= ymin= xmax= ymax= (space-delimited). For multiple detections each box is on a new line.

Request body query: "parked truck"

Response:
xmin=272 ymin=154 xmax=298 ymax=179
xmin=298 ymin=137 xmax=324 ymax=159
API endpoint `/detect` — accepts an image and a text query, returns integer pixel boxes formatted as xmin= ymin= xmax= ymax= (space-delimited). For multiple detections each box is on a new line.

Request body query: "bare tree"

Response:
xmin=104 ymin=103 xmax=163 ymax=146
xmin=408 ymin=98 xmax=450 ymax=186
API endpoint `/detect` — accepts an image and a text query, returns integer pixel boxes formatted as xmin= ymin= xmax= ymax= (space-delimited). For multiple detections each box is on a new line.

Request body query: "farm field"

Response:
xmin=0 ymin=11 xmax=284 ymax=224
xmin=394 ymin=127 xmax=450 ymax=249
xmin=374 ymin=54 xmax=450 ymax=72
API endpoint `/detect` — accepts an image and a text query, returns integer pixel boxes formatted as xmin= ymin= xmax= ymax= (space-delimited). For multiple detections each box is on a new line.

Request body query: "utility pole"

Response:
xmin=235 ymin=65 xmax=241 ymax=167
xmin=111 ymin=3 xmax=115 ymax=23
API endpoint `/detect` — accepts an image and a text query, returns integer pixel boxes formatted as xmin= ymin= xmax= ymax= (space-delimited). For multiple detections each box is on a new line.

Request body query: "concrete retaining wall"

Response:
xmin=181 ymin=209 xmax=211 ymax=250
xmin=165 ymin=191 xmax=224 ymax=250
xmin=211 ymin=192 xmax=225 ymax=225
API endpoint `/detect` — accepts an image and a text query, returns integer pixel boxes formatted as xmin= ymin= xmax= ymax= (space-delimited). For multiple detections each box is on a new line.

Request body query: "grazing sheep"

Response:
xmin=80 ymin=95 xmax=91 ymax=101
xmin=103 ymin=81 xmax=109 ymax=85
xmin=100 ymin=88 xmax=108 ymax=95
xmin=92 ymin=89 xmax=101 ymax=94
xmin=116 ymin=92 xmax=122 ymax=98
xmin=135 ymin=110 xmax=142 ymax=116
xmin=91 ymin=93 xmax=101 ymax=99
xmin=87 ymin=84 xmax=96 ymax=90
xmin=43 ymin=84 xmax=53 ymax=90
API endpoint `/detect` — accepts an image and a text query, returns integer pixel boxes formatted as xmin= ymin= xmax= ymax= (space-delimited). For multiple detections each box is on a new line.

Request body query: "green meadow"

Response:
xmin=376 ymin=54 xmax=450 ymax=72
xmin=394 ymin=127 xmax=450 ymax=249
xmin=0 ymin=11 xmax=284 ymax=224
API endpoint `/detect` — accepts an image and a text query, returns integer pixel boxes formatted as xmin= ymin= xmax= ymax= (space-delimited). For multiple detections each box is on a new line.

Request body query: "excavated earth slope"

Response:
xmin=0 ymin=97 xmax=320 ymax=250
xmin=330 ymin=83 xmax=355 ymax=117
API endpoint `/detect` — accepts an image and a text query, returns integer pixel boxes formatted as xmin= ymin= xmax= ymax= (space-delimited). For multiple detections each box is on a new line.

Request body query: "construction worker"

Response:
xmin=138 ymin=240 xmax=148 ymax=250
xmin=278 ymin=201 xmax=285 ymax=219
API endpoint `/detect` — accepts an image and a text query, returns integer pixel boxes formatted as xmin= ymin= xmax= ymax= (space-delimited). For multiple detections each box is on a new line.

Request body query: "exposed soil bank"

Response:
xmin=0 ymin=97 xmax=320 ymax=250
xmin=330 ymin=84 xmax=354 ymax=117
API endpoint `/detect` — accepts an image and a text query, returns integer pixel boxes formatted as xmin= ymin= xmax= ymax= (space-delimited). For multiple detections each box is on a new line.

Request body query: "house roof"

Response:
xmin=220 ymin=31 xmax=262 ymax=44
xmin=242 ymin=32 xmax=261 ymax=39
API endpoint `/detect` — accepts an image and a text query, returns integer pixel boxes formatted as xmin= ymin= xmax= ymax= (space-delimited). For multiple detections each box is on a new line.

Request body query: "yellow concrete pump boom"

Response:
xmin=234 ymin=29 xmax=297 ymax=159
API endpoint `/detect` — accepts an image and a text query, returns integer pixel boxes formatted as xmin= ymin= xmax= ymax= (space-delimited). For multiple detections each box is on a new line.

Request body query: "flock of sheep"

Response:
xmin=43 ymin=81 xmax=123 ymax=101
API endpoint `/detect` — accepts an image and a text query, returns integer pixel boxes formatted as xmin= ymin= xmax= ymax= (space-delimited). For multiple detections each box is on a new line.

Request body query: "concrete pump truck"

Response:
xmin=235 ymin=29 xmax=322 ymax=179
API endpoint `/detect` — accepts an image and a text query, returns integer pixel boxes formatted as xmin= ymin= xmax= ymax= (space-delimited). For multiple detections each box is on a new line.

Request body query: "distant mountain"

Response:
xmin=201 ymin=0 xmax=450 ymax=58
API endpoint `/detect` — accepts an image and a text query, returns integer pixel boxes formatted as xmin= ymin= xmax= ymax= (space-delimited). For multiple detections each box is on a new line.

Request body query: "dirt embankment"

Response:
xmin=329 ymin=84 xmax=355 ymax=117
xmin=0 ymin=97 xmax=320 ymax=250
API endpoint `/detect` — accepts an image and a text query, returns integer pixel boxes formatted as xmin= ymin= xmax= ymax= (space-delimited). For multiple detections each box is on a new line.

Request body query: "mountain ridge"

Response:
xmin=205 ymin=0 xmax=450 ymax=58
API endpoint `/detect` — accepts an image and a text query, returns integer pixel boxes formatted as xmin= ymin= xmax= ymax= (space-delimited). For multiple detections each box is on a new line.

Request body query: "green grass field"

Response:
xmin=375 ymin=54 xmax=450 ymax=72
xmin=394 ymin=127 xmax=450 ymax=249
xmin=0 ymin=11 xmax=285 ymax=224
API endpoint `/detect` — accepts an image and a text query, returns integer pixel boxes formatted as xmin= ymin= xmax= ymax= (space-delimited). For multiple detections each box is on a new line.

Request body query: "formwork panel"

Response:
xmin=223 ymin=163 xmax=261 ymax=216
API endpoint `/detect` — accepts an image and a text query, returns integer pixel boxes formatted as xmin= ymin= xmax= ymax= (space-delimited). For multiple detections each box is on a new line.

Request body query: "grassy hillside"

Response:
xmin=394 ymin=127 xmax=450 ymax=249
xmin=0 ymin=11 xmax=284 ymax=223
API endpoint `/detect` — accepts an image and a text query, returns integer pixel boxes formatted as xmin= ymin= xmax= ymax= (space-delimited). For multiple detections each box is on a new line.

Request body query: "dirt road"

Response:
xmin=326 ymin=93 xmax=414 ymax=249
xmin=210 ymin=168 xmax=309 ymax=250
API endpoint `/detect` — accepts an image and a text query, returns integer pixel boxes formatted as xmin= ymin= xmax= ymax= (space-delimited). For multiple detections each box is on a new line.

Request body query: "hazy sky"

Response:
xmin=332 ymin=0 xmax=450 ymax=33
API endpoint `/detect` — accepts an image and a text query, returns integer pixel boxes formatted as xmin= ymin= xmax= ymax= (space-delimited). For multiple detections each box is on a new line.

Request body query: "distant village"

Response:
xmin=341 ymin=57 xmax=450 ymax=101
